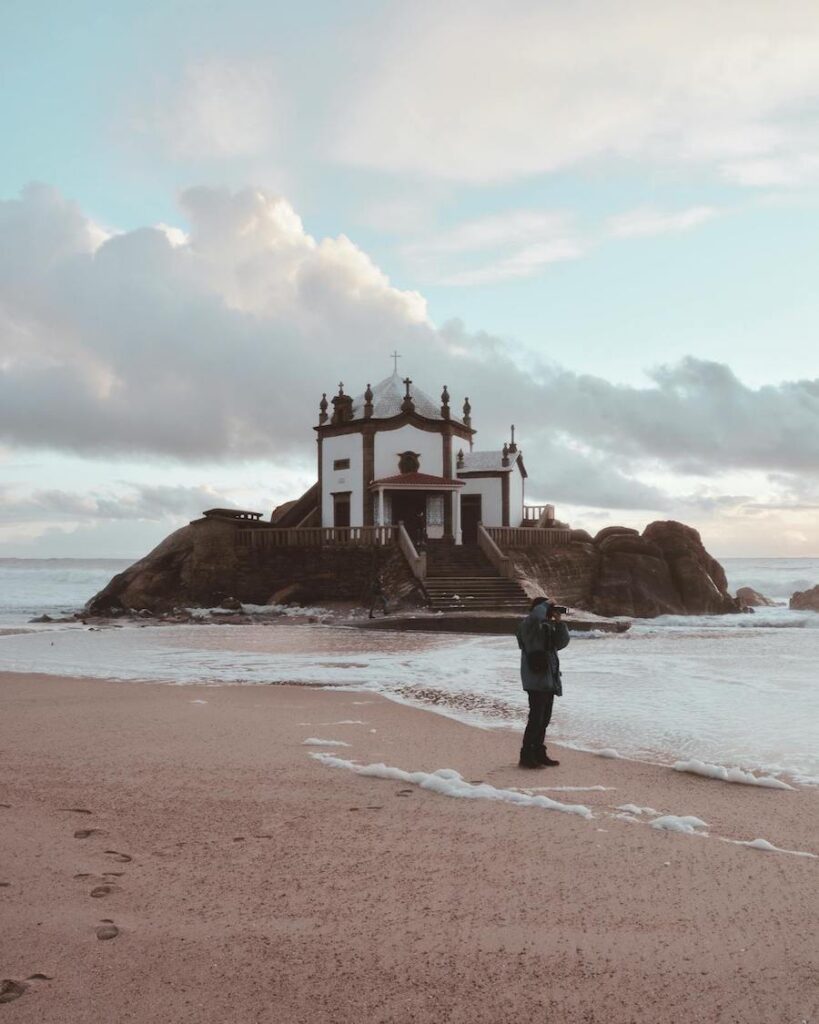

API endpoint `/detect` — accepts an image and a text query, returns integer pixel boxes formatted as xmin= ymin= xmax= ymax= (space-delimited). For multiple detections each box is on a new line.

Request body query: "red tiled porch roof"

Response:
xmin=369 ymin=472 xmax=465 ymax=489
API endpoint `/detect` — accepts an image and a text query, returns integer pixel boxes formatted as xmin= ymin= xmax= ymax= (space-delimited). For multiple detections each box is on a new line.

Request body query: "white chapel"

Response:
xmin=315 ymin=368 xmax=528 ymax=545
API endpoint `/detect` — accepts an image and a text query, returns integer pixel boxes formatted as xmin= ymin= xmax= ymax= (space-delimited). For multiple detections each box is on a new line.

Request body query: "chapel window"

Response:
xmin=333 ymin=458 xmax=350 ymax=470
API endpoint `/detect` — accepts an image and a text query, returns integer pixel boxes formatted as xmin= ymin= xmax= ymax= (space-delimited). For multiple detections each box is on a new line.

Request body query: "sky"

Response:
xmin=1 ymin=0 xmax=818 ymax=558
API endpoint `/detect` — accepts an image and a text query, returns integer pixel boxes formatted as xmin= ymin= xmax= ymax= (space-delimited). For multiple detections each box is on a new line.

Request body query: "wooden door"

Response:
xmin=333 ymin=493 xmax=351 ymax=528
xmin=461 ymin=495 xmax=482 ymax=545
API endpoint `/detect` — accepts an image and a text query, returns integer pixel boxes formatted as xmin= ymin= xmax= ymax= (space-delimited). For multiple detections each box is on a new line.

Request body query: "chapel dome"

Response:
xmin=352 ymin=371 xmax=457 ymax=422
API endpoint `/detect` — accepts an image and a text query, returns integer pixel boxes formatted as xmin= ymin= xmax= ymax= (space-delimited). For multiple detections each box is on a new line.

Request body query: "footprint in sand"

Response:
xmin=102 ymin=871 xmax=124 ymax=877
xmin=59 ymin=807 xmax=93 ymax=814
xmin=74 ymin=828 xmax=105 ymax=840
xmin=0 ymin=980 xmax=27 ymax=1003
xmin=0 ymin=803 xmax=10 ymax=809
xmin=104 ymin=850 xmax=132 ymax=863
xmin=89 ymin=885 xmax=116 ymax=898
xmin=0 ymin=881 xmax=10 ymax=887
xmin=26 ymin=974 xmax=53 ymax=981
xmin=96 ymin=923 xmax=119 ymax=941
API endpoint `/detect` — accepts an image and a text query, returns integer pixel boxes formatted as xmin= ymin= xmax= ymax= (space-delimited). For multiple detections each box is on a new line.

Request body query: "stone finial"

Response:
xmin=318 ymin=393 xmax=328 ymax=425
xmin=462 ymin=397 xmax=471 ymax=428
xmin=502 ymin=442 xmax=510 ymax=467
xmin=401 ymin=376 xmax=415 ymax=414
xmin=440 ymin=384 xmax=450 ymax=420
xmin=509 ymin=424 xmax=517 ymax=452
xmin=456 ymin=448 xmax=464 ymax=469
xmin=331 ymin=382 xmax=354 ymax=424
xmin=364 ymin=383 xmax=374 ymax=419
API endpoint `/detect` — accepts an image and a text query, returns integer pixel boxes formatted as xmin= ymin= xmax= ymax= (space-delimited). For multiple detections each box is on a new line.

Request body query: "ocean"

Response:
xmin=1 ymin=556 xmax=817 ymax=786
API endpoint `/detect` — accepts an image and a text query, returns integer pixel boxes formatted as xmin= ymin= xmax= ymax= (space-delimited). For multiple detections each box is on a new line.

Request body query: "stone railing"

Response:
xmin=397 ymin=522 xmax=427 ymax=580
xmin=522 ymin=504 xmax=555 ymax=524
xmin=485 ymin=526 xmax=571 ymax=548
xmin=477 ymin=524 xmax=514 ymax=578
xmin=237 ymin=525 xmax=397 ymax=549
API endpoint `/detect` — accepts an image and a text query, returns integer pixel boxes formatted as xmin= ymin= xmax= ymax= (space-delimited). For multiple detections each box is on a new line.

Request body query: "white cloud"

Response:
xmin=401 ymin=209 xmax=585 ymax=285
xmin=404 ymin=210 xmax=574 ymax=256
xmin=136 ymin=58 xmax=282 ymax=160
xmin=334 ymin=1 xmax=819 ymax=187
xmin=439 ymin=239 xmax=586 ymax=286
xmin=605 ymin=205 xmax=719 ymax=239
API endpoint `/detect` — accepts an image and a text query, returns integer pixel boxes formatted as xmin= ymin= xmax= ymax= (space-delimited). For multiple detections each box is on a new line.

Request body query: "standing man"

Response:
xmin=516 ymin=597 xmax=570 ymax=768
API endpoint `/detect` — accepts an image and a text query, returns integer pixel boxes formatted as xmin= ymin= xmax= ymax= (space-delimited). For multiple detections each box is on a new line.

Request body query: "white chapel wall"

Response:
xmin=321 ymin=433 xmax=364 ymax=527
xmin=512 ymin=465 xmax=525 ymax=527
xmin=459 ymin=477 xmax=503 ymax=526
xmin=373 ymin=425 xmax=443 ymax=479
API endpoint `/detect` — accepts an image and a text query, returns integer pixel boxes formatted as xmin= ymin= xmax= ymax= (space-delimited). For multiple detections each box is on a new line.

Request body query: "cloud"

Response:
xmin=334 ymin=1 xmax=819 ymax=187
xmin=0 ymin=483 xmax=237 ymax=525
xmin=402 ymin=210 xmax=586 ymax=286
xmin=0 ymin=183 xmax=429 ymax=460
xmin=534 ymin=357 xmax=819 ymax=475
xmin=438 ymin=239 xmax=586 ymax=286
xmin=403 ymin=210 xmax=574 ymax=256
xmin=1 ymin=183 xmax=817 ymax=529
xmin=605 ymin=206 xmax=719 ymax=239
xmin=135 ymin=58 xmax=282 ymax=160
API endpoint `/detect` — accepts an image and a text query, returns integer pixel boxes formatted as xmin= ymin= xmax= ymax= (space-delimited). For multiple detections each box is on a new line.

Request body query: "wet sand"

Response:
xmin=0 ymin=672 xmax=816 ymax=1023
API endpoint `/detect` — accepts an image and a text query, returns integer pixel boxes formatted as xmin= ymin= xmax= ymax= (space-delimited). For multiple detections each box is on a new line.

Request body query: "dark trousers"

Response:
xmin=369 ymin=594 xmax=388 ymax=618
xmin=522 ymin=690 xmax=554 ymax=750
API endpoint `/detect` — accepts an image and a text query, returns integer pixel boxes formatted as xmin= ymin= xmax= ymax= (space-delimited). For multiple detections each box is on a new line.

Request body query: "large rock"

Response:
xmin=736 ymin=586 xmax=776 ymax=608
xmin=86 ymin=517 xmax=420 ymax=615
xmin=507 ymin=519 xmax=738 ymax=618
xmin=593 ymin=526 xmax=639 ymax=544
xmin=790 ymin=585 xmax=819 ymax=611
xmin=591 ymin=551 xmax=682 ymax=618
xmin=642 ymin=521 xmax=738 ymax=615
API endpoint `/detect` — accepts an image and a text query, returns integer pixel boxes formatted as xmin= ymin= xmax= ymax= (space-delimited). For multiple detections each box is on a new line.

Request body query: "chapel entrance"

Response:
xmin=391 ymin=490 xmax=426 ymax=546
xmin=333 ymin=492 xmax=351 ymax=528
xmin=461 ymin=494 xmax=482 ymax=545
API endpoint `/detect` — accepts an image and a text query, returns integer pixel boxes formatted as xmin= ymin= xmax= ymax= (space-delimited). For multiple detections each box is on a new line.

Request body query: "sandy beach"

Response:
xmin=1 ymin=672 xmax=816 ymax=1024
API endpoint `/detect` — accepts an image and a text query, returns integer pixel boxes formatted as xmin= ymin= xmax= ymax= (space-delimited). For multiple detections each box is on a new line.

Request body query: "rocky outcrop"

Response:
xmin=86 ymin=517 xmax=421 ymax=615
xmin=736 ymin=586 xmax=776 ymax=608
xmin=508 ymin=520 xmax=739 ymax=618
xmin=789 ymin=585 xmax=819 ymax=611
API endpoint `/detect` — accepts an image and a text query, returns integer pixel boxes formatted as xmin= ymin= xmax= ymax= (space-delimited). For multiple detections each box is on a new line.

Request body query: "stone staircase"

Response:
xmin=423 ymin=542 xmax=529 ymax=613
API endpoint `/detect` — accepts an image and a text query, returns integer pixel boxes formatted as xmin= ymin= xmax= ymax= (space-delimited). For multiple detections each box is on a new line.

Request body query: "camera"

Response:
xmin=549 ymin=605 xmax=568 ymax=616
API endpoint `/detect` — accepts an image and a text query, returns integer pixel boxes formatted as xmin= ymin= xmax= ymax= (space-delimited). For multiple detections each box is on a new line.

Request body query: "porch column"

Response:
xmin=377 ymin=487 xmax=385 ymax=527
xmin=453 ymin=489 xmax=462 ymax=546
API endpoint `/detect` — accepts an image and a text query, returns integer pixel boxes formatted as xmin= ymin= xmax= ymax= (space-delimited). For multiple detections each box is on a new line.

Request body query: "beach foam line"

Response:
xmin=720 ymin=837 xmax=817 ymax=859
xmin=672 ymin=759 xmax=794 ymax=790
xmin=648 ymin=814 xmax=709 ymax=835
xmin=303 ymin=737 xmax=351 ymax=747
xmin=310 ymin=753 xmax=593 ymax=819
xmin=616 ymin=803 xmax=660 ymax=816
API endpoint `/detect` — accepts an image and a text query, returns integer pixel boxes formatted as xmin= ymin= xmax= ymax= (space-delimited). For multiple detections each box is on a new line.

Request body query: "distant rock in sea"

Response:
xmin=789 ymin=584 xmax=819 ymax=611
xmin=736 ymin=586 xmax=776 ymax=608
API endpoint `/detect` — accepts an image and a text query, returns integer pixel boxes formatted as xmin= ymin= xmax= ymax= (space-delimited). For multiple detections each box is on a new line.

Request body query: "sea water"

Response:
xmin=0 ymin=557 xmax=817 ymax=785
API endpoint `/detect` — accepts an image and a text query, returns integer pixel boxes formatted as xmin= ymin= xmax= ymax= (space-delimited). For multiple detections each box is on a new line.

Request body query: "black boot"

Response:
xmin=519 ymin=745 xmax=546 ymax=769
xmin=537 ymin=746 xmax=560 ymax=767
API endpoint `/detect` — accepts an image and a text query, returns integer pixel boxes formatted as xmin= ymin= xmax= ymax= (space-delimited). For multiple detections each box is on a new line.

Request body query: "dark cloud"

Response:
xmin=0 ymin=483 xmax=235 ymax=525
